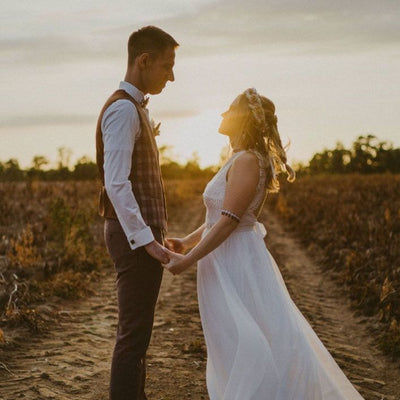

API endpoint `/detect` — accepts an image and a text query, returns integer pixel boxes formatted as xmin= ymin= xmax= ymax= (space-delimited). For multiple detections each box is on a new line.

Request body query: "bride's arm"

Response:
xmin=183 ymin=223 xmax=207 ymax=248
xmin=165 ymin=224 xmax=206 ymax=253
xmin=164 ymin=152 xmax=260 ymax=274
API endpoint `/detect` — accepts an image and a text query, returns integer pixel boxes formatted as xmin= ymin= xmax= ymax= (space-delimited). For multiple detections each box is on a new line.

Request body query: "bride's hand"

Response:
xmin=164 ymin=237 xmax=186 ymax=254
xmin=162 ymin=248 xmax=191 ymax=275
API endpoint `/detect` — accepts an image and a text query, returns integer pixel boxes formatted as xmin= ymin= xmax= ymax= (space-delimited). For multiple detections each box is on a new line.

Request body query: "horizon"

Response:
xmin=1 ymin=133 xmax=398 ymax=171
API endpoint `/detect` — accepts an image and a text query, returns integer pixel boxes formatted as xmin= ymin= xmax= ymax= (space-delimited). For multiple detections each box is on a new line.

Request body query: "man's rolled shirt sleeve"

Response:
xmin=102 ymin=99 xmax=155 ymax=250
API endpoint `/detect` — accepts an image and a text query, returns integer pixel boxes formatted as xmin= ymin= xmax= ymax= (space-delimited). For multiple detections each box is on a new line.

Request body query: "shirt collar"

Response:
xmin=119 ymin=81 xmax=145 ymax=104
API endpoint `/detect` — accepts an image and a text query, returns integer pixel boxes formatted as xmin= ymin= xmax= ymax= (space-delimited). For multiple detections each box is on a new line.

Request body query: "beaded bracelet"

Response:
xmin=221 ymin=209 xmax=241 ymax=223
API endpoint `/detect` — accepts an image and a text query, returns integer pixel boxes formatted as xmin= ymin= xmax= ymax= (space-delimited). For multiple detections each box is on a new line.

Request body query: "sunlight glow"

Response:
xmin=1 ymin=0 xmax=399 ymax=168
xmin=157 ymin=110 xmax=228 ymax=168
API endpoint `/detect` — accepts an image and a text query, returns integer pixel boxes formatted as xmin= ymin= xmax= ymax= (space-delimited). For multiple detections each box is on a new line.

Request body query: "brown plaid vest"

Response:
xmin=96 ymin=89 xmax=167 ymax=233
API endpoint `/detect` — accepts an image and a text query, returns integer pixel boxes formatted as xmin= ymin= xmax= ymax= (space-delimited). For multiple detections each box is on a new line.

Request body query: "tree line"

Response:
xmin=0 ymin=146 xmax=217 ymax=182
xmin=1 ymin=135 xmax=399 ymax=181
xmin=303 ymin=135 xmax=400 ymax=174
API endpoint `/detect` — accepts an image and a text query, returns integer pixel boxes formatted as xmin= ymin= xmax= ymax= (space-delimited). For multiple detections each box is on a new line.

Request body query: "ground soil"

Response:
xmin=1 ymin=201 xmax=399 ymax=400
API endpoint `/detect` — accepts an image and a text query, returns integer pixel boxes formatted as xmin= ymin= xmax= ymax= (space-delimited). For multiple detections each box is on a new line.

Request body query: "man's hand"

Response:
xmin=144 ymin=240 xmax=169 ymax=264
xmin=162 ymin=248 xmax=190 ymax=275
xmin=164 ymin=237 xmax=186 ymax=254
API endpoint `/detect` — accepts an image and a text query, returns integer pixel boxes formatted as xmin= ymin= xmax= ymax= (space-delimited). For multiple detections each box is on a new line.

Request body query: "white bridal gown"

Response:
xmin=197 ymin=151 xmax=364 ymax=400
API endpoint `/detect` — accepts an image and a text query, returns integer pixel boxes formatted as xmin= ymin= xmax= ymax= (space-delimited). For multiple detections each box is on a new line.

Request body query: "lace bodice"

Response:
xmin=203 ymin=150 xmax=266 ymax=228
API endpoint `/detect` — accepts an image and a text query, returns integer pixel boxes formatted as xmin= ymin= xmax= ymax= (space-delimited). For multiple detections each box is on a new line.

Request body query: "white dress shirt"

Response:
xmin=102 ymin=81 xmax=155 ymax=249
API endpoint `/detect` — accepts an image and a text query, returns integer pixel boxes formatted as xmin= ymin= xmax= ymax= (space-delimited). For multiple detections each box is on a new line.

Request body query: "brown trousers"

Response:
xmin=104 ymin=219 xmax=163 ymax=400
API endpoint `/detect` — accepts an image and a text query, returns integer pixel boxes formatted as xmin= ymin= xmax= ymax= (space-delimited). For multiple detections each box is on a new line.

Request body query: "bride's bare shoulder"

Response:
xmin=229 ymin=151 xmax=260 ymax=181
xmin=232 ymin=151 xmax=259 ymax=170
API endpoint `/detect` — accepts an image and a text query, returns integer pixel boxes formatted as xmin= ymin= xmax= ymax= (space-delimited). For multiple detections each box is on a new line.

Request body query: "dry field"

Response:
xmin=268 ymin=174 xmax=400 ymax=357
xmin=0 ymin=181 xmax=107 ymax=332
xmin=0 ymin=177 xmax=399 ymax=399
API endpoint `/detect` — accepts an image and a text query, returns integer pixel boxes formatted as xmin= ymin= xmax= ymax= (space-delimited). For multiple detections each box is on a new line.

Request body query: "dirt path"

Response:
xmin=1 ymin=205 xmax=399 ymax=400
xmin=261 ymin=211 xmax=400 ymax=400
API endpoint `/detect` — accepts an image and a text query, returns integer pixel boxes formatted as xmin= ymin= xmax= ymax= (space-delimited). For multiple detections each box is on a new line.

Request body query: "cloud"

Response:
xmin=0 ymin=114 xmax=95 ymax=128
xmin=0 ymin=35 xmax=122 ymax=66
xmin=153 ymin=0 xmax=400 ymax=56
xmin=0 ymin=0 xmax=217 ymax=66
xmin=2 ymin=0 xmax=399 ymax=68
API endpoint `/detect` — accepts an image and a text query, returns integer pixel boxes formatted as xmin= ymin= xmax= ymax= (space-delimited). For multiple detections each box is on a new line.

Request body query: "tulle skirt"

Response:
xmin=197 ymin=227 xmax=364 ymax=400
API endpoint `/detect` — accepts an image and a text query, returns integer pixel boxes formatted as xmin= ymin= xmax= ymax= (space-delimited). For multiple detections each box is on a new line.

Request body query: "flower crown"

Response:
xmin=243 ymin=88 xmax=277 ymax=135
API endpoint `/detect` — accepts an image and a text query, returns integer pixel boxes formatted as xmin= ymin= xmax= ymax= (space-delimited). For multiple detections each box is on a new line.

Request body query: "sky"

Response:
xmin=1 ymin=0 xmax=399 ymax=168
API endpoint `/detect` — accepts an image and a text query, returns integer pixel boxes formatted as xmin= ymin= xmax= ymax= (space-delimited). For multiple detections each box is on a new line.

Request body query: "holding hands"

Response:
xmin=164 ymin=237 xmax=186 ymax=254
xmin=163 ymin=237 xmax=191 ymax=275
xmin=161 ymin=224 xmax=206 ymax=275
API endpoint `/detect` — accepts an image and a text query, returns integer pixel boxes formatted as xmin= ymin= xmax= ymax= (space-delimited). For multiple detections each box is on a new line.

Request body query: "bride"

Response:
xmin=163 ymin=88 xmax=365 ymax=400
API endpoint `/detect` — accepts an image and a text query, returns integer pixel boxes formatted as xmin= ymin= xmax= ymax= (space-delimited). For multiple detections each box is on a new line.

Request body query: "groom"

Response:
xmin=95 ymin=26 xmax=178 ymax=400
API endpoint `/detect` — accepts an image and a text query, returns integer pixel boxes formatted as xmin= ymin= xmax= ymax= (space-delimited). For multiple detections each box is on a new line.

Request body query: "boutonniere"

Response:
xmin=150 ymin=119 xmax=161 ymax=136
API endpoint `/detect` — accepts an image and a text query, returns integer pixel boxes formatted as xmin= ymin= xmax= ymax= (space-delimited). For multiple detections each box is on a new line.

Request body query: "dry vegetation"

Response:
xmin=1 ymin=175 xmax=399 ymax=360
xmin=0 ymin=181 xmax=107 ymax=333
xmin=268 ymin=174 xmax=400 ymax=357
xmin=0 ymin=179 xmax=208 ymax=337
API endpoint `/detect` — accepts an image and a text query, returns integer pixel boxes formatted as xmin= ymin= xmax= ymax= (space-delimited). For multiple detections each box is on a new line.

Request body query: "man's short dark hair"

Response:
xmin=128 ymin=26 xmax=179 ymax=65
